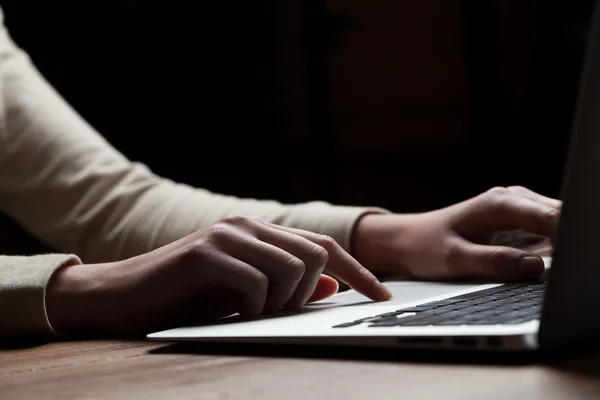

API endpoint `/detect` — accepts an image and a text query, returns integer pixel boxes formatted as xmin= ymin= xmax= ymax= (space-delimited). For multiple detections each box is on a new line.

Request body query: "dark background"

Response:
xmin=0 ymin=0 xmax=595 ymax=213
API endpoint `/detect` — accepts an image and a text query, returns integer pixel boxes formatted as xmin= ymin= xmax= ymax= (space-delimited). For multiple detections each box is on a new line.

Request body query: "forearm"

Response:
xmin=0 ymin=16 xmax=384 ymax=263
xmin=102 ymin=181 xmax=384 ymax=262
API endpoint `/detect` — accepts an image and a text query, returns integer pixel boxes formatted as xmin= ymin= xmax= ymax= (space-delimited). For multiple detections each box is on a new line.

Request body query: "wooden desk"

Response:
xmin=1 ymin=339 xmax=600 ymax=399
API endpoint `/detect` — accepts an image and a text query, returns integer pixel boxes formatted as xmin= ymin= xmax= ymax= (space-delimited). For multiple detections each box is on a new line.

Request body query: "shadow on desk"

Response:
xmin=147 ymin=337 xmax=600 ymax=370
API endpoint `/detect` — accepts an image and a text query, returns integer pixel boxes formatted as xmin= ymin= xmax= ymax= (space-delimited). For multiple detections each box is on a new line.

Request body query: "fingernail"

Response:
xmin=518 ymin=256 xmax=544 ymax=278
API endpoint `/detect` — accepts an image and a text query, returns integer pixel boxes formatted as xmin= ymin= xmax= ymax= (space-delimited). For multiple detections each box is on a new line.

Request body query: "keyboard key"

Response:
xmin=395 ymin=306 xmax=430 ymax=313
xmin=333 ymin=282 xmax=546 ymax=329
xmin=332 ymin=321 xmax=362 ymax=328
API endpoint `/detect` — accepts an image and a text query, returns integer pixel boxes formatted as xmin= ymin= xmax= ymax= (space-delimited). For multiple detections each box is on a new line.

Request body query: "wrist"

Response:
xmin=352 ymin=213 xmax=416 ymax=277
xmin=46 ymin=261 xmax=114 ymax=336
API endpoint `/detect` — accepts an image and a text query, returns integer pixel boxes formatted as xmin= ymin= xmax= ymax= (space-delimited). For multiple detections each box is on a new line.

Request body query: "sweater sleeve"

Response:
xmin=0 ymin=254 xmax=81 ymax=337
xmin=0 ymin=8 xmax=385 ymax=337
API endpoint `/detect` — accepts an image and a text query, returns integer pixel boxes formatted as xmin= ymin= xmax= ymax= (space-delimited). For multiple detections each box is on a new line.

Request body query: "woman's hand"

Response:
xmin=353 ymin=186 xmax=561 ymax=281
xmin=47 ymin=215 xmax=392 ymax=336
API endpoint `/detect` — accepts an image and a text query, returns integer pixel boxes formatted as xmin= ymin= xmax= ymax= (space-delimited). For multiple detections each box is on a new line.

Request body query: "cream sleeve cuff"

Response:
xmin=0 ymin=254 xmax=81 ymax=337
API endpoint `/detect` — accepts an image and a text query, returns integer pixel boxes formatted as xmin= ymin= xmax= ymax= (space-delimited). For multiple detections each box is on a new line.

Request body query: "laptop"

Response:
xmin=148 ymin=1 xmax=600 ymax=352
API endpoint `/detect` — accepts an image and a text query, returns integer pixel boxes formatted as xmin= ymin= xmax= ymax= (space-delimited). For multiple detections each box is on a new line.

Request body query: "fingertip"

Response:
xmin=375 ymin=281 xmax=393 ymax=301
xmin=307 ymin=275 xmax=339 ymax=303
xmin=350 ymin=276 xmax=392 ymax=302
xmin=239 ymin=293 xmax=267 ymax=317
xmin=238 ymin=307 xmax=263 ymax=318
xmin=478 ymin=245 xmax=544 ymax=281
xmin=321 ymin=274 xmax=340 ymax=288
xmin=517 ymin=255 xmax=545 ymax=279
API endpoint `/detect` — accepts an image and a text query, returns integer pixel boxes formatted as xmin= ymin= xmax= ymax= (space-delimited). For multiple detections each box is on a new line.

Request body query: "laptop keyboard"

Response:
xmin=332 ymin=281 xmax=545 ymax=328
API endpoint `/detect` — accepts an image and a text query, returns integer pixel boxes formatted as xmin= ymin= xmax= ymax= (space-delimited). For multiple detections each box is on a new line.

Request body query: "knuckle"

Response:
xmin=221 ymin=214 xmax=254 ymax=226
xmin=314 ymin=234 xmax=336 ymax=249
xmin=207 ymin=223 xmax=237 ymax=243
xmin=484 ymin=186 xmax=512 ymax=210
xmin=285 ymin=256 xmax=307 ymax=277
xmin=358 ymin=266 xmax=375 ymax=282
xmin=507 ymin=185 xmax=525 ymax=192
xmin=309 ymin=244 xmax=329 ymax=267
xmin=486 ymin=186 xmax=508 ymax=196
xmin=247 ymin=269 xmax=269 ymax=291
xmin=545 ymin=207 xmax=560 ymax=221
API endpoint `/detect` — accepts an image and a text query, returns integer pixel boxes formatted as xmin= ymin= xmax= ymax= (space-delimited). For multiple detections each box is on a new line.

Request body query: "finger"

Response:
xmin=506 ymin=186 xmax=562 ymax=210
xmin=255 ymin=221 xmax=393 ymax=302
xmin=307 ymin=275 xmax=339 ymax=303
xmin=209 ymin=254 xmax=269 ymax=316
xmin=474 ymin=190 xmax=560 ymax=240
xmin=447 ymin=237 xmax=545 ymax=281
xmin=218 ymin=230 xmax=307 ymax=313
xmin=251 ymin=223 xmax=330 ymax=309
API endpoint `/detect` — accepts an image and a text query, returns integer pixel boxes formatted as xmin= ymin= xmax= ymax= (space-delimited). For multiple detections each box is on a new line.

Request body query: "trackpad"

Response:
xmin=308 ymin=281 xmax=486 ymax=308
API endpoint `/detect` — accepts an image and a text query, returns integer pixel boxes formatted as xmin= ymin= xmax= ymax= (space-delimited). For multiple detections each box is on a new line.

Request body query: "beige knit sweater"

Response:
xmin=0 ymin=9 xmax=377 ymax=337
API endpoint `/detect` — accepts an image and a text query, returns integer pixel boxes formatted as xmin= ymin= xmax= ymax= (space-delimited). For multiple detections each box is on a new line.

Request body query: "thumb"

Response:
xmin=307 ymin=274 xmax=339 ymax=303
xmin=451 ymin=238 xmax=545 ymax=281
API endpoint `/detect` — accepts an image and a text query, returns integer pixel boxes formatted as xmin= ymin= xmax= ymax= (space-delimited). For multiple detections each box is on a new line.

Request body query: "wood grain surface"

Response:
xmin=1 ymin=339 xmax=599 ymax=399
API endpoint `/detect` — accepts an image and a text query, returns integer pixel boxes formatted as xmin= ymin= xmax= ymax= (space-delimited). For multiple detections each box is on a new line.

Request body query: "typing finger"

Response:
xmin=252 ymin=223 xmax=330 ymax=309
xmin=468 ymin=189 xmax=560 ymax=240
xmin=219 ymin=230 xmax=308 ymax=313
xmin=447 ymin=236 xmax=545 ymax=281
xmin=506 ymin=186 xmax=562 ymax=210
xmin=256 ymin=221 xmax=393 ymax=302
xmin=209 ymin=254 xmax=269 ymax=316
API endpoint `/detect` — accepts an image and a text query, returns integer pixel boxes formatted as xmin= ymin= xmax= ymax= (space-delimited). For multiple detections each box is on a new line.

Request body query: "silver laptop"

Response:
xmin=148 ymin=1 xmax=600 ymax=352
